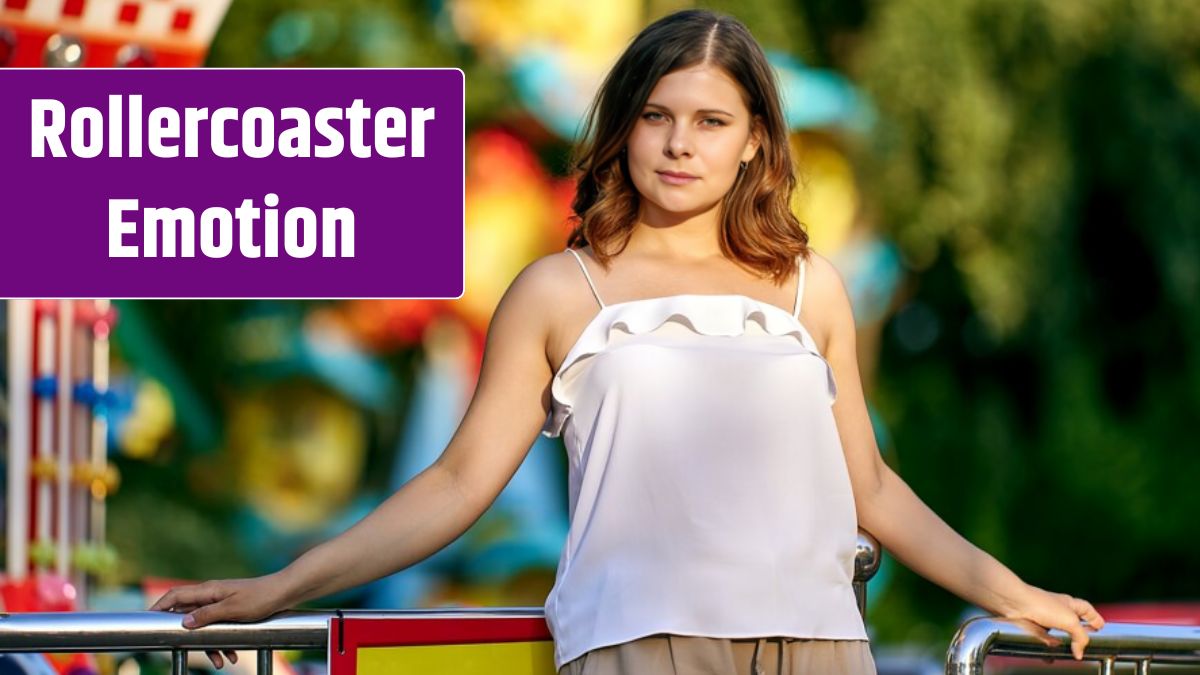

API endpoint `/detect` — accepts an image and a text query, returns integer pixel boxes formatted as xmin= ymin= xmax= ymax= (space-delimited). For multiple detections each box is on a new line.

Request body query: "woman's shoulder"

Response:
xmin=492 ymin=249 xmax=599 ymax=373
xmin=802 ymin=248 xmax=856 ymax=347
xmin=803 ymin=248 xmax=847 ymax=298
xmin=492 ymin=248 xmax=595 ymax=334
xmin=503 ymin=248 xmax=588 ymax=307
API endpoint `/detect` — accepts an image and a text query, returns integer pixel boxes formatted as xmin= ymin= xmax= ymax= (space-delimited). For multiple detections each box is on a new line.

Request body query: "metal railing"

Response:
xmin=0 ymin=608 xmax=329 ymax=673
xmin=946 ymin=616 xmax=1200 ymax=674
xmin=0 ymin=534 xmax=882 ymax=673
xmin=0 ymin=607 xmax=554 ymax=674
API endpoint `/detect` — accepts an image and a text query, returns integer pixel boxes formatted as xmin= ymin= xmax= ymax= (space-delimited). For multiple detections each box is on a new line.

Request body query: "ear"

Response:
xmin=741 ymin=115 xmax=764 ymax=163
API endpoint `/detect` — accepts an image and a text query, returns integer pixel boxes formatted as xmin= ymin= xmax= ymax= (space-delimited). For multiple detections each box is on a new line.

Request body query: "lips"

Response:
xmin=657 ymin=170 xmax=698 ymax=186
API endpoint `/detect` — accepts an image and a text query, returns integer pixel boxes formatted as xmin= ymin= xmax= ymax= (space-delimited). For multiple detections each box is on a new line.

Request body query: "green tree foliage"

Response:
xmin=847 ymin=0 xmax=1200 ymax=643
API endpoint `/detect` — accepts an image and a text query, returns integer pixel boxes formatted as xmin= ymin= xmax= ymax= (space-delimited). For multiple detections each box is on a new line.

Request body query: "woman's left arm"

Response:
xmin=808 ymin=253 xmax=1105 ymax=661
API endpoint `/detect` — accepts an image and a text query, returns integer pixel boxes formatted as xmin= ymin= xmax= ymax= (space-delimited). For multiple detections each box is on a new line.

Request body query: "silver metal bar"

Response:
xmin=1135 ymin=658 xmax=1151 ymax=674
xmin=171 ymin=648 xmax=186 ymax=675
xmin=0 ymin=608 xmax=549 ymax=653
xmin=0 ymin=610 xmax=330 ymax=652
xmin=1099 ymin=656 xmax=1116 ymax=675
xmin=945 ymin=617 xmax=1200 ymax=675
xmin=258 ymin=648 xmax=273 ymax=675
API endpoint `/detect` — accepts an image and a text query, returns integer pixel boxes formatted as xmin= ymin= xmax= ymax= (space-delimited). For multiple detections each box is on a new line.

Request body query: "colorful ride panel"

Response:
xmin=328 ymin=610 xmax=555 ymax=675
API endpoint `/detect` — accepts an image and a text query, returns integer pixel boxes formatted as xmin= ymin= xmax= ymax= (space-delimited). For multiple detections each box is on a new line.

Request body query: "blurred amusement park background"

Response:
xmin=1 ymin=0 xmax=1199 ymax=673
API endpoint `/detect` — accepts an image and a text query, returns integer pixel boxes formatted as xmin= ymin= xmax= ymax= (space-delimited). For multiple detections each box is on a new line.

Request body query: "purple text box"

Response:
xmin=0 ymin=68 xmax=464 ymax=298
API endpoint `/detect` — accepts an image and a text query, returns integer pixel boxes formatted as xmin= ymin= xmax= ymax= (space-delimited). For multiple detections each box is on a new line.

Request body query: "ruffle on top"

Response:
xmin=541 ymin=294 xmax=838 ymax=438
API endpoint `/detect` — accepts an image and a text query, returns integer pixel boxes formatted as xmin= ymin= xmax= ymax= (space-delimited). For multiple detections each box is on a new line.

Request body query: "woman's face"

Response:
xmin=626 ymin=63 xmax=762 ymax=223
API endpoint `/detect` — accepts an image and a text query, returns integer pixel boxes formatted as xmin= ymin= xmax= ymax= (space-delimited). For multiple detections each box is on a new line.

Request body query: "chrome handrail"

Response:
xmin=946 ymin=616 xmax=1200 ymax=674
xmin=0 ymin=609 xmax=331 ymax=652
xmin=0 ymin=608 xmax=550 ymax=673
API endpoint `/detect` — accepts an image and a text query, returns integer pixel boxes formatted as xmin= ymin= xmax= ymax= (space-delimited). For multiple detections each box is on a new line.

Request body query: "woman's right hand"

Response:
xmin=149 ymin=572 xmax=293 ymax=669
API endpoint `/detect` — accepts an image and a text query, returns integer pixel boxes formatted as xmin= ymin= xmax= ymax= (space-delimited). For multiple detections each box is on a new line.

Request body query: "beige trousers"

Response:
xmin=559 ymin=634 xmax=877 ymax=675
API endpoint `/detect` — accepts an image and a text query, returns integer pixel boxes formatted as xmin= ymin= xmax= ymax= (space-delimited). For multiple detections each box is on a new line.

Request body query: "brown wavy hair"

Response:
xmin=565 ymin=9 xmax=808 ymax=283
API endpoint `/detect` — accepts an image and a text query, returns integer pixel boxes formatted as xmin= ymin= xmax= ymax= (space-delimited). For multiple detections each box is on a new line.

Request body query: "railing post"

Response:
xmin=258 ymin=648 xmax=273 ymax=674
xmin=854 ymin=531 xmax=882 ymax=618
xmin=171 ymin=648 xmax=187 ymax=675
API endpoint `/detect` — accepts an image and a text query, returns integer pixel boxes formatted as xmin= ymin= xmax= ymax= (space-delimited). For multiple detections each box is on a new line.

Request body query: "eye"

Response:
xmin=642 ymin=111 xmax=666 ymax=122
xmin=702 ymin=117 xmax=727 ymax=127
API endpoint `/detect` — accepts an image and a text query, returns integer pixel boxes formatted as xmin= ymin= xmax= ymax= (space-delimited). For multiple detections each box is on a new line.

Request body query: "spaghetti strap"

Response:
xmin=792 ymin=256 xmax=807 ymax=318
xmin=566 ymin=247 xmax=606 ymax=309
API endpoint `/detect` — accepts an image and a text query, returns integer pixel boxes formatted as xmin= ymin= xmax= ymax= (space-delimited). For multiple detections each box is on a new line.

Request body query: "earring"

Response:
xmin=739 ymin=160 xmax=747 ymax=170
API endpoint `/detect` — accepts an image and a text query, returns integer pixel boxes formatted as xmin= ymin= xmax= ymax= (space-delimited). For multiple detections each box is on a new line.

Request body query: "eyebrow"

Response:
xmin=643 ymin=102 xmax=735 ymax=116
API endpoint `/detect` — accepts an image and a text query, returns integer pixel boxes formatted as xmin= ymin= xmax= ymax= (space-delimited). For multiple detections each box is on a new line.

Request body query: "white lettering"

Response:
xmin=278 ymin=108 xmax=310 ymax=158
xmin=70 ymin=107 xmax=103 ymax=158
xmin=32 ymin=97 xmax=433 ymax=159
xmin=375 ymin=108 xmax=405 ymax=158
xmin=147 ymin=107 xmax=180 ymax=158
xmin=143 ymin=207 xmax=195 ymax=257
xmin=210 ymin=108 xmax=238 ymax=158
xmin=106 ymin=195 xmax=354 ymax=259
xmin=30 ymin=99 xmax=66 ymax=158
xmin=411 ymin=107 xmax=434 ymax=157
xmin=235 ymin=198 xmax=261 ymax=257
xmin=322 ymin=208 xmax=355 ymax=257
xmin=107 ymin=94 xmax=123 ymax=158
xmin=183 ymin=107 xmax=209 ymax=158
xmin=242 ymin=107 xmax=274 ymax=159
xmin=347 ymin=98 xmax=372 ymax=159
xmin=284 ymin=207 xmax=317 ymax=258
xmin=314 ymin=108 xmax=343 ymax=158
xmin=129 ymin=94 xmax=142 ymax=158
xmin=200 ymin=208 xmax=233 ymax=259
xmin=263 ymin=193 xmax=280 ymax=256
xmin=108 ymin=199 xmax=139 ymax=257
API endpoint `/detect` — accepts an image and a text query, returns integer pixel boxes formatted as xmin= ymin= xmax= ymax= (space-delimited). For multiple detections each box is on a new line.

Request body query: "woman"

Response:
xmin=151 ymin=10 xmax=1105 ymax=674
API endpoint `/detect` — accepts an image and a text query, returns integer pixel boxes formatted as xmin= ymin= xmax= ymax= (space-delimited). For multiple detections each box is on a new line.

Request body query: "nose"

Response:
xmin=665 ymin=123 xmax=693 ymax=158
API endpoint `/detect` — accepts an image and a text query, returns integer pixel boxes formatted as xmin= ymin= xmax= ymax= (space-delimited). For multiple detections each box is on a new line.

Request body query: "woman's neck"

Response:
xmin=626 ymin=202 xmax=725 ymax=261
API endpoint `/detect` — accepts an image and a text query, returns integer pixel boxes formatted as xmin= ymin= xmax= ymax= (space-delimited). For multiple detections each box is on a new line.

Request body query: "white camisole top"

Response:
xmin=540 ymin=247 xmax=868 ymax=670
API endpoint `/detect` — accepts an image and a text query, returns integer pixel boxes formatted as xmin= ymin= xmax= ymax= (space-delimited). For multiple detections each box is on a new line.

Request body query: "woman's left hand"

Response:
xmin=1001 ymin=584 xmax=1106 ymax=660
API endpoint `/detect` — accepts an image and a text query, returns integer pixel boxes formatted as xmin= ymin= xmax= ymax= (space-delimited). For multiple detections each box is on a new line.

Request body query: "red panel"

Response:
xmin=0 ymin=30 xmax=12 ymax=65
xmin=117 ymin=2 xmax=139 ymax=24
xmin=1093 ymin=602 xmax=1200 ymax=626
xmin=328 ymin=616 xmax=553 ymax=675
xmin=61 ymin=0 xmax=85 ymax=17
xmin=0 ymin=23 xmax=209 ymax=66
xmin=4 ymin=0 xmax=29 ymax=10
xmin=170 ymin=8 xmax=191 ymax=31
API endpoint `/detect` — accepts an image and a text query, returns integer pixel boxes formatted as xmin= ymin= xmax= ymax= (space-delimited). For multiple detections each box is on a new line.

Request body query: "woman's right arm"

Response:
xmin=150 ymin=255 xmax=565 ymax=633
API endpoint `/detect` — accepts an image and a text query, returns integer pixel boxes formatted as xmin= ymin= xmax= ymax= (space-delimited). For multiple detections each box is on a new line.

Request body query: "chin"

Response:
xmin=645 ymin=194 xmax=719 ymax=219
